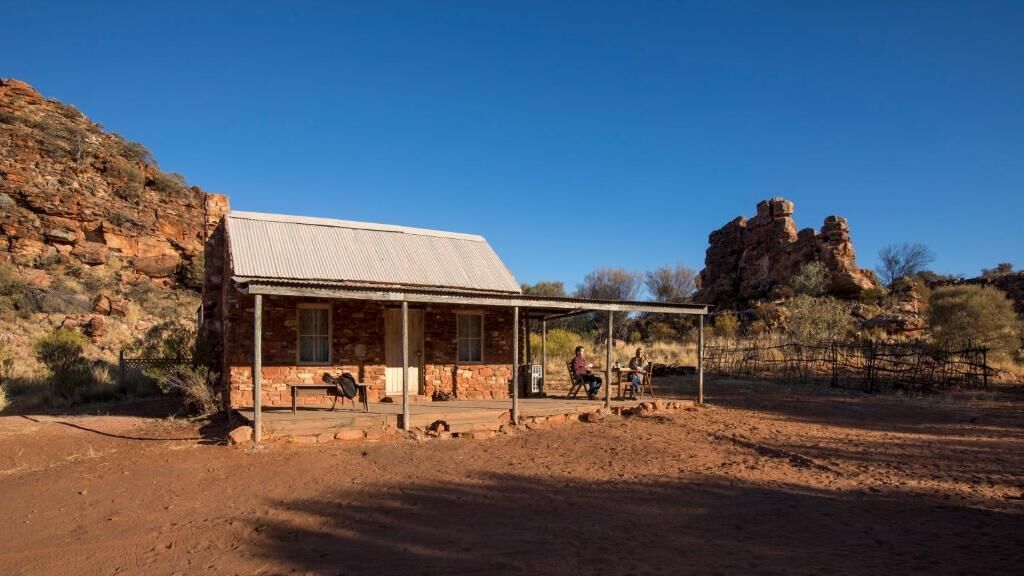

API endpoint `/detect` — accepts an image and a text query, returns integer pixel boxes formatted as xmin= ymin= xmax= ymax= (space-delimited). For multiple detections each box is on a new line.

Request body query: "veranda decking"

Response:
xmin=234 ymin=396 xmax=695 ymax=441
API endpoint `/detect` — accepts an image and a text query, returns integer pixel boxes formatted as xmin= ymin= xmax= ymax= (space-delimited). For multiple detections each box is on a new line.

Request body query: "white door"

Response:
xmin=385 ymin=308 xmax=424 ymax=395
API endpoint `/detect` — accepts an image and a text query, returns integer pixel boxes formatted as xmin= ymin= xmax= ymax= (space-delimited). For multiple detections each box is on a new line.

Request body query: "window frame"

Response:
xmin=296 ymin=302 xmax=332 ymax=365
xmin=456 ymin=312 xmax=485 ymax=364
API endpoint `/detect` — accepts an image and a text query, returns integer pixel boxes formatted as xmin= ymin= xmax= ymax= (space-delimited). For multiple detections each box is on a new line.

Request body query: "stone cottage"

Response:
xmin=201 ymin=206 xmax=708 ymax=432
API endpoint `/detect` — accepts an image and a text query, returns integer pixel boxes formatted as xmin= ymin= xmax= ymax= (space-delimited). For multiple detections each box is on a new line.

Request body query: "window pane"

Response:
xmin=298 ymin=308 xmax=329 ymax=362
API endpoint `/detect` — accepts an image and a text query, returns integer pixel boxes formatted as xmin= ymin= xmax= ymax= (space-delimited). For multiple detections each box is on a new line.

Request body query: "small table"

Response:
xmin=291 ymin=383 xmax=369 ymax=414
xmin=613 ymin=367 xmax=653 ymax=400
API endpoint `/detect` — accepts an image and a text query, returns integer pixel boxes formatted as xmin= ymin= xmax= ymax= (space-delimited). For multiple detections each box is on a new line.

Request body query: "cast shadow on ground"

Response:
xmin=249 ymin=471 xmax=1023 ymax=576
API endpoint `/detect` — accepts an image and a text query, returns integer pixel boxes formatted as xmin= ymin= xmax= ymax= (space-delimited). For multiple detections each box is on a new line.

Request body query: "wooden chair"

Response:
xmin=566 ymin=360 xmax=587 ymax=399
xmin=636 ymin=364 xmax=655 ymax=400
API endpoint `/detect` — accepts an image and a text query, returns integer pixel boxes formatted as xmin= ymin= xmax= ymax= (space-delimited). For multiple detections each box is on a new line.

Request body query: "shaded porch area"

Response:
xmin=234 ymin=396 xmax=697 ymax=441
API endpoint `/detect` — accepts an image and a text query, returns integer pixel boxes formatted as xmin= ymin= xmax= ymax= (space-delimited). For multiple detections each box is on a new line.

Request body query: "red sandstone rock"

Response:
xmin=696 ymin=198 xmax=876 ymax=307
xmin=227 ymin=425 xmax=253 ymax=444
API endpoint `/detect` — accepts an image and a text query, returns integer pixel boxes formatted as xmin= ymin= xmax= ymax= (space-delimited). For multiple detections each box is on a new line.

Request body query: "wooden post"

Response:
xmin=401 ymin=301 xmax=410 ymax=431
xmin=605 ymin=311 xmax=612 ymax=409
xmin=697 ymin=313 xmax=704 ymax=405
xmin=524 ymin=312 xmax=530 ymax=364
xmin=512 ymin=306 xmax=520 ymax=423
xmin=541 ymin=319 xmax=547 ymax=393
xmin=253 ymin=294 xmax=263 ymax=443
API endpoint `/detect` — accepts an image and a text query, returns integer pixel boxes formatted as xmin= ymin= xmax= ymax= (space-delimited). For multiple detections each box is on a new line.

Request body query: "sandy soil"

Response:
xmin=0 ymin=379 xmax=1022 ymax=576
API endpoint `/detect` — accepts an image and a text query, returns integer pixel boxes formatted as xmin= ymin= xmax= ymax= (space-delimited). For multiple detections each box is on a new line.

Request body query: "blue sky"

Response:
xmin=4 ymin=1 xmax=1022 ymax=291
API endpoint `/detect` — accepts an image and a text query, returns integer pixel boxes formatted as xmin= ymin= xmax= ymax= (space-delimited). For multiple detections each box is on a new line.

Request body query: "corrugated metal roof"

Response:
xmin=225 ymin=211 xmax=521 ymax=294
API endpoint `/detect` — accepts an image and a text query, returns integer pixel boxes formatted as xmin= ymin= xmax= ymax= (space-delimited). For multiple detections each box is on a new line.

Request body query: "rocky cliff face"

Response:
xmin=0 ymin=78 xmax=227 ymax=376
xmin=0 ymin=79 xmax=227 ymax=282
xmin=696 ymin=198 xmax=876 ymax=307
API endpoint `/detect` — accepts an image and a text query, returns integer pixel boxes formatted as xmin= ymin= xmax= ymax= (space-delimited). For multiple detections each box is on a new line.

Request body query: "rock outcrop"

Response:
xmin=0 ymin=78 xmax=227 ymax=285
xmin=0 ymin=78 xmax=228 ymax=372
xmin=696 ymin=198 xmax=876 ymax=307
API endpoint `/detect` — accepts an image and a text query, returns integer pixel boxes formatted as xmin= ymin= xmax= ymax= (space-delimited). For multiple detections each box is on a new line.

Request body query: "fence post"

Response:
xmin=830 ymin=342 xmax=837 ymax=388
xmin=982 ymin=347 xmax=989 ymax=388
xmin=119 ymin=349 xmax=125 ymax=389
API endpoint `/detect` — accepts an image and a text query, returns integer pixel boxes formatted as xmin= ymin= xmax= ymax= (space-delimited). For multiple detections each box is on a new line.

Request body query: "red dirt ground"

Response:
xmin=1 ymin=379 xmax=1022 ymax=575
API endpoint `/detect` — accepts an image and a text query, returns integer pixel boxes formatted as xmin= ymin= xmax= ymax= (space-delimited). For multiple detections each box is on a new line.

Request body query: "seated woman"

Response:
xmin=627 ymin=347 xmax=648 ymax=398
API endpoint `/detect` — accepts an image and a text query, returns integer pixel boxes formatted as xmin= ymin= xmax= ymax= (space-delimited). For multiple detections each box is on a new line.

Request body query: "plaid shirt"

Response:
xmin=572 ymin=356 xmax=590 ymax=378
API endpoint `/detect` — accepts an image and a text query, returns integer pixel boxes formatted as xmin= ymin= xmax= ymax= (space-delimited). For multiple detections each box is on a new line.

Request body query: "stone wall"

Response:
xmin=696 ymin=198 xmax=876 ymax=307
xmin=221 ymin=293 xmax=516 ymax=409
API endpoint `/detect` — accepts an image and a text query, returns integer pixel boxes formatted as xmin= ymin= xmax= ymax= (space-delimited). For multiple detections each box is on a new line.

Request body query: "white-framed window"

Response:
xmin=297 ymin=303 xmax=331 ymax=364
xmin=457 ymin=313 xmax=484 ymax=363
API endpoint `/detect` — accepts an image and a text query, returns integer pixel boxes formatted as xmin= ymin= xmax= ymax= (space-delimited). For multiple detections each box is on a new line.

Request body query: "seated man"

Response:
xmin=572 ymin=346 xmax=602 ymax=400
xmin=628 ymin=347 xmax=648 ymax=398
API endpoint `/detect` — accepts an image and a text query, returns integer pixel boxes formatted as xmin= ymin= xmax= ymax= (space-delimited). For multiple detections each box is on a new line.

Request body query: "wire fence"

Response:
xmin=702 ymin=337 xmax=992 ymax=393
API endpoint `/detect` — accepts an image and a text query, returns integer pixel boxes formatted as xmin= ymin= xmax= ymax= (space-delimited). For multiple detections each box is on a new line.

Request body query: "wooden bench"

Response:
xmin=290 ymin=382 xmax=369 ymax=414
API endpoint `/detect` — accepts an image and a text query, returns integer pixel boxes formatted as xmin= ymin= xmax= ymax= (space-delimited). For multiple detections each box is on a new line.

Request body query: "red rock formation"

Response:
xmin=696 ymin=198 xmax=876 ymax=307
xmin=0 ymin=78 xmax=227 ymax=286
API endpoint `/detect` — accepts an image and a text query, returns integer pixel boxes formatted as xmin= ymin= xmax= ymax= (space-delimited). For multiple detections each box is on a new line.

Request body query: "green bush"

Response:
xmin=120 ymin=139 xmax=154 ymax=165
xmin=928 ymin=285 xmax=1022 ymax=360
xmin=0 ymin=343 xmax=11 ymax=413
xmin=789 ymin=261 xmax=830 ymax=297
xmin=713 ymin=312 xmax=740 ymax=338
xmin=34 ymin=330 xmax=93 ymax=402
xmin=108 ymin=161 xmax=145 ymax=200
xmin=0 ymin=262 xmax=27 ymax=313
xmin=180 ymin=253 xmax=204 ymax=291
xmin=151 ymin=171 xmax=189 ymax=197
xmin=157 ymin=366 xmax=221 ymax=416
xmin=529 ymin=328 xmax=587 ymax=363
xmin=786 ymin=295 xmax=852 ymax=344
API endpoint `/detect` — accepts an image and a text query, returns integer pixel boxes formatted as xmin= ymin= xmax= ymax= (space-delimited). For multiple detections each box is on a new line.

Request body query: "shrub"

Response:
xmin=108 ymin=161 xmax=145 ymax=200
xmin=928 ymin=285 xmax=1022 ymax=360
xmin=0 ymin=262 xmax=27 ymax=313
xmin=151 ymin=171 xmax=189 ymax=197
xmin=180 ymin=253 xmax=204 ymax=291
xmin=127 ymin=320 xmax=196 ymax=361
xmin=529 ymin=328 xmax=586 ymax=363
xmin=34 ymin=330 xmax=93 ymax=402
xmin=786 ymin=295 xmax=852 ymax=344
xmin=120 ymin=140 xmax=154 ymax=165
xmin=789 ymin=261 xmax=830 ymax=297
xmin=38 ymin=275 xmax=91 ymax=313
xmin=713 ymin=312 xmax=739 ymax=338
xmin=158 ymin=366 xmax=221 ymax=416
xmin=0 ymin=343 xmax=11 ymax=413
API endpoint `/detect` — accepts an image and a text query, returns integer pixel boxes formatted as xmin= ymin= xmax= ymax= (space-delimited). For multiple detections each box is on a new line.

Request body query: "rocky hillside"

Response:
xmin=0 ymin=78 xmax=226 ymax=379
xmin=696 ymin=198 xmax=877 ymax=307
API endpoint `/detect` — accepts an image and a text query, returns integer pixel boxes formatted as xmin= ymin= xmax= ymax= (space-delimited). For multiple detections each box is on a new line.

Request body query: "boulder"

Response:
xmin=71 ymin=241 xmax=110 ymax=265
xmin=92 ymin=294 xmax=112 ymax=315
xmin=228 ymin=426 xmax=254 ymax=444
xmin=133 ymin=253 xmax=181 ymax=278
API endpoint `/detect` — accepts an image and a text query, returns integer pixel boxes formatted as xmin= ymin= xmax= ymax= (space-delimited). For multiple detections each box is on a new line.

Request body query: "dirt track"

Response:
xmin=1 ymin=380 xmax=1022 ymax=575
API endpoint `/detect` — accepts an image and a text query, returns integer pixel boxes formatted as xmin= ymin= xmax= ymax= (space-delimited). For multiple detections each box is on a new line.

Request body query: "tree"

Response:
xmin=644 ymin=265 xmax=698 ymax=303
xmin=981 ymin=263 xmax=1015 ymax=279
xmin=576 ymin=268 xmax=643 ymax=301
xmin=928 ymin=285 xmax=1021 ymax=360
xmin=786 ymin=295 xmax=853 ymax=344
xmin=575 ymin=268 xmax=643 ymax=338
xmin=876 ymin=243 xmax=935 ymax=287
xmin=521 ymin=281 xmax=567 ymax=298
xmin=789 ymin=261 xmax=830 ymax=297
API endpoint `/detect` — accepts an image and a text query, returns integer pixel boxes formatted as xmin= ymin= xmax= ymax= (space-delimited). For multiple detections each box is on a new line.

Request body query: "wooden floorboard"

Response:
xmin=235 ymin=396 xmax=693 ymax=439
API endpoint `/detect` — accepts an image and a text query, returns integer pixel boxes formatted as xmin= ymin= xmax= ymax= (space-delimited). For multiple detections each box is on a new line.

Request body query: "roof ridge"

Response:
xmin=227 ymin=210 xmax=486 ymax=242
